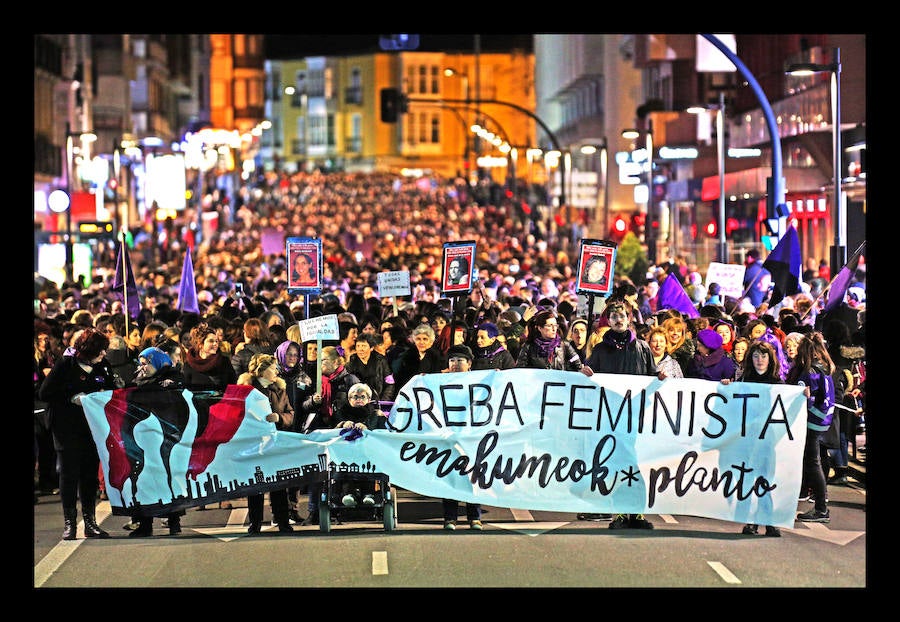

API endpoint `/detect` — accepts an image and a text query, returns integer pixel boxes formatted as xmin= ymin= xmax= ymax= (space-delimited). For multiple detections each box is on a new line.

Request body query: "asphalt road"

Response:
xmin=33 ymin=477 xmax=866 ymax=589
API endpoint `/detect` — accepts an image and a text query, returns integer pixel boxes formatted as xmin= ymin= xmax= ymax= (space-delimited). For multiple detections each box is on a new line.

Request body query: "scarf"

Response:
xmin=534 ymin=334 xmax=562 ymax=362
xmin=185 ymin=348 xmax=221 ymax=373
xmin=475 ymin=342 xmax=506 ymax=360
xmin=320 ymin=365 xmax=344 ymax=418
xmin=602 ymin=328 xmax=635 ymax=350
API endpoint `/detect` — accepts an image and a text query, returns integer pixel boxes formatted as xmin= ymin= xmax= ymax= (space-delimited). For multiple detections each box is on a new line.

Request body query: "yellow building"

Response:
xmin=263 ymin=50 xmax=536 ymax=184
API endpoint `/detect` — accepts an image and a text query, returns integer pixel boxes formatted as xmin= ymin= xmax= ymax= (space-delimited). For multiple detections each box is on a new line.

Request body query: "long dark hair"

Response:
xmin=741 ymin=340 xmax=781 ymax=382
xmin=523 ymin=309 xmax=557 ymax=345
xmin=786 ymin=331 xmax=835 ymax=383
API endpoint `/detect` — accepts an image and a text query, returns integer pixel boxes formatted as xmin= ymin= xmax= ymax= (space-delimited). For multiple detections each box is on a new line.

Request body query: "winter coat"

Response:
xmin=183 ymin=349 xmax=238 ymax=392
xmin=393 ymin=346 xmax=446 ymax=391
xmin=301 ymin=367 xmax=361 ymax=432
xmin=336 ymin=400 xmax=387 ymax=431
xmin=793 ymin=363 xmax=836 ymax=432
xmin=586 ymin=330 xmax=657 ymax=377
xmin=345 ymin=351 xmax=394 ymax=401
xmin=686 ymin=347 xmax=738 ymax=381
xmin=39 ymin=355 xmax=118 ymax=451
xmin=472 ymin=343 xmax=516 ymax=370
xmin=516 ymin=339 xmax=584 ymax=371
xmin=231 ymin=341 xmax=273 ymax=377
xmin=237 ymin=373 xmax=294 ymax=431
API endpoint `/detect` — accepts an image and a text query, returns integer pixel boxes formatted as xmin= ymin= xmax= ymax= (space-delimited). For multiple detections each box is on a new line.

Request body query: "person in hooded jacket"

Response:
xmin=39 ymin=327 xmax=119 ymax=540
xmin=238 ymin=353 xmax=295 ymax=533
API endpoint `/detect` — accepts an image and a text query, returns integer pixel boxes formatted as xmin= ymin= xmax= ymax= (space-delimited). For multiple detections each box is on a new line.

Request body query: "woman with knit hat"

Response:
xmin=685 ymin=328 xmax=738 ymax=382
xmin=124 ymin=346 xmax=188 ymax=537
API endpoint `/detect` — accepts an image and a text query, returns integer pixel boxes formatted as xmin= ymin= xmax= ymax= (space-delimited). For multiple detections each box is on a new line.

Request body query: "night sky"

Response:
xmin=264 ymin=34 xmax=534 ymax=58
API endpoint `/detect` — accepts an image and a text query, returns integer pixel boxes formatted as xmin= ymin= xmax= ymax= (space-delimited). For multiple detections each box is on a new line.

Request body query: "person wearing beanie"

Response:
xmin=584 ymin=299 xmax=658 ymax=529
xmin=124 ymin=345 xmax=188 ymax=537
xmin=685 ymin=328 xmax=738 ymax=381
xmin=441 ymin=345 xmax=483 ymax=531
xmin=566 ymin=317 xmax=590 ymax=363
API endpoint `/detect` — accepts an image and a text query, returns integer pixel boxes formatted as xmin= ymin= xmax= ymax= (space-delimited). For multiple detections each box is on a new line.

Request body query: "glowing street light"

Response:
xmin=786 ymin=47 xmax=844 ymax=274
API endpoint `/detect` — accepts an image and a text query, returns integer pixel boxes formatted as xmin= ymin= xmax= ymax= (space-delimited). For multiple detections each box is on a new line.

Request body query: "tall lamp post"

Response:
xmin=688 ymin=91 xmax=727 ymax=263
xmin=580 ymin=138 xmax=609 ymax=234
xmin=787 ymin=47 xmax=844 ymax=275
xmin=444 ymin=68 xmax=471 ymax=177
xmin=57 ymin=123 xmax=97 ymax=284
xmin=622 ymin=120 xmax=655 ymax=262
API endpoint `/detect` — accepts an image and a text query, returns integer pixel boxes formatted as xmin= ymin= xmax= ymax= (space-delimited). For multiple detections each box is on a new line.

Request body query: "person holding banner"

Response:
xmin=722 ymin=340 xmax=784 ymax=537
xmin=300 ymin=346 xmax=361 ymax=525
xmin=789 ymin=332 xmax=837 ymax=524
xmin=440 ymin=345 xmax=484 ymax=531
xmin=124 ymin=346 xmax=188 ymax=537
xmin=585 ymin=300 xmax=658 ymax=529
xmin=39 ymin=327 xmax=119 ymax=540
xmin=515 ymin=310 xmax=589 ymax=374
xmin=238 ymin=353 xmax=295 ymax=534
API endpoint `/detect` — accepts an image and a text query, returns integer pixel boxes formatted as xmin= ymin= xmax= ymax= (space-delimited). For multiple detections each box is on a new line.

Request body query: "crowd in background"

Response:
xmin=34 ymin=170 xmax=867 ymax=536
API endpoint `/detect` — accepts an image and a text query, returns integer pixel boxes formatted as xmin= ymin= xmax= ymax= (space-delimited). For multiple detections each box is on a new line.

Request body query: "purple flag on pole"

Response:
xmin=762 ymin=224 xmax=802 ymax=307
xmin=111 ymin=241 xmax=140 ymax=319
xmin=822 ymin=253 xmax=860 ymax=313
xmin=176 ymin=251 xmax=200 ymax=314
xmin=658 ymin=272 xmax=700 ymax=318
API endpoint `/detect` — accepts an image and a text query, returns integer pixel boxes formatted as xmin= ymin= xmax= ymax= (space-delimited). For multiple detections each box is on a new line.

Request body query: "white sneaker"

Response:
xmin=362 ymin=494 xmax=375 ymax=506
xmin=341 ymin=494 xmax=357 ymax=507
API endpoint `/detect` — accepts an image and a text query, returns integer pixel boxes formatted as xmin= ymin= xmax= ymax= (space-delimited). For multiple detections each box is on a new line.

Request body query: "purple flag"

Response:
xmin=822 ymin=253 xmax=860 ymax=313
xmin=176 ymin=251 xmax=200 ymax=314
xmin=111 ymin=241 xmax=140 ymax=319
xmin=762 ymin=224 xmax=802 ymax=307
xmin=658 ymin=272 xmax=699 ymax=318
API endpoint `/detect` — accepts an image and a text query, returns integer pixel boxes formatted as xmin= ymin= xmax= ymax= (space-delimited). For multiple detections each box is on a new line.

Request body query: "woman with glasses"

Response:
xmin=515 ymin=309 xmax=589 ymax=373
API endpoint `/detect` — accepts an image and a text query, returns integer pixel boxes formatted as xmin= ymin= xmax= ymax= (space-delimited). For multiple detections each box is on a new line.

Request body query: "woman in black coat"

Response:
xmin=39 ymin=328 xmax=119 ymax=540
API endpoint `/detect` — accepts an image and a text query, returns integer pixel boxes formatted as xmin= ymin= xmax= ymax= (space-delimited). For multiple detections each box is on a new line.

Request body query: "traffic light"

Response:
xmin=380 ymin=88 xmax=400 ymax=123
xmin=610 ymin=215 xmax=629 ymax=241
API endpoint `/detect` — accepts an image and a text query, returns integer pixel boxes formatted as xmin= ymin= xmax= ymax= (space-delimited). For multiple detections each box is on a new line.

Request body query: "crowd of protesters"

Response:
xmin=34 ymin=169 xmax=866 ymax=538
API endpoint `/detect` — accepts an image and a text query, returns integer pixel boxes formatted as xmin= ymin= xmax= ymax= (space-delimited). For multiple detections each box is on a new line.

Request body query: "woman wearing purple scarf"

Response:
xmin=515 ymin=309 xmax=590 ymax=373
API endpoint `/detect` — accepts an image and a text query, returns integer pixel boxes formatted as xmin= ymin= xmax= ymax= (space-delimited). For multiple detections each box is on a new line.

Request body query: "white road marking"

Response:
xmin=509 ymin=508 xmax=534 ymax=521
xmin=658 ymin=514 xmax=678 ymax=524
xmin=34 ymin=501 xmax=112 ymax=588
xmin=372 ymin=551 xmax=389 ymax=575
xmin=707 ymin=561 xmax=742 ymax=584
xmin=492 ymin=522 xmax=570 ymax=536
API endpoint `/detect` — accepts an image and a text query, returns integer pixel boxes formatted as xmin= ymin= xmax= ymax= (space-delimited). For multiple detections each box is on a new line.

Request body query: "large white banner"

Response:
xmin=83 ymin=370 xmax=807 ymax=528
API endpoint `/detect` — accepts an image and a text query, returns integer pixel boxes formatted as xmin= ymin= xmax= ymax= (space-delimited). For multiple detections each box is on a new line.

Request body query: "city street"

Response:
xmin=34 ymin=475 xmax=866 ymax=588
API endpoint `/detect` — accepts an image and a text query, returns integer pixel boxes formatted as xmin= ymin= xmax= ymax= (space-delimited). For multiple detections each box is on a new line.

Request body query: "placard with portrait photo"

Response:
xmin=286 ymin=237 xmax=323 ymax=292
xmin=441 ymin=241 xmax=476 ymax=295
xmin=575 ymin=239 xmax=617 ymax=297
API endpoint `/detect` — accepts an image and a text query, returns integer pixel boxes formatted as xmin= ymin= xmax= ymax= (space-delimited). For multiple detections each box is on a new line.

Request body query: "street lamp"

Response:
xmin=580 ymin=138 xmax=609 ymax=235
xmin=444 ymin=68 xmax=472 ymax=179
xmin=786 ymin=47 xmax=844 ymax=275
xmin=688 ymin=91 xmax=727 ymax=263
xmin=621 ymin=120 xmax=656 ymax=263
xmin=61 ymin=123 xmax=97 ymax=284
